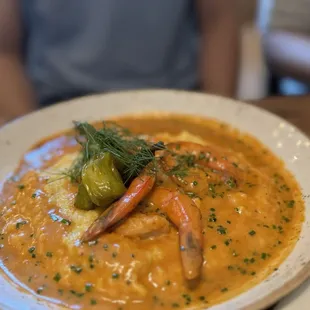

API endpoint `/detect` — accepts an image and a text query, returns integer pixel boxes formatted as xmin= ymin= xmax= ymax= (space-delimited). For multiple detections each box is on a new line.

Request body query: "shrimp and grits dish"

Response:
xmin=0 ymin=114 xmax=304 ymax=309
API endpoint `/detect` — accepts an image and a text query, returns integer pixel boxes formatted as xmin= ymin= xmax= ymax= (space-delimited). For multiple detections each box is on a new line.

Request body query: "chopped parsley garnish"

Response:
xmin=210 ymin=245 xmax=217 ymax=250
xmin=282 ymin=216 xmax=290 ymax=223
xmin=248 ymin=230 xmax=256 ymax=236
xmin=85 ymin=283 xmax=92 ymax=292
xmin=280 ymin=184 xmax=290 ymax=192
xmin=286 ymin=200 xmax=295 ymax=208
xmin=53 ymin=273 xmax=61 ymax=282
xmin=70 ymin=265 xmax=83 ymax=274
xmin=90 ymin=299 xmax=97 ymax=305
xmin=70 ymin=290 xmax=84 ymax=298
xmin=17 ymin=184 xmax=25 ymax=190
xmin=167 ymin=166 xmax=188 ymax=178
xmin=112 ymin=273 xmax=120 ymax=279
xmin=224 ymin=239 xmax=232 ymax=246
xmin=261 ymin=253 xmax=270 ymax=260
xmin=36 ymin=286 xmax=44 ymax=294
xmin=192 ymin=181 xmax=198 ymax=186
xmin=28 ymin=246 xmax=36 ymax=254
xmin=182 ymin=293 xmax=192 ymax=305
xmin=16 ymin=220 xmax=27 ymax=229
xmin=186 ymin=192 xmax=200 ymax=199
xmin=49 ymin=213 xmax=71 ymax=225
xmin=208 ymin=213 xmax=217 ymax=222
xmin=226 ymin=177 xmax=237 ymax=188
xmin=46 ymin=252 xmax=53 ymax=257
xmin=221 ymin=288 xmax=228 ymax=293
xmin=217 ymin=226 xmax=227 ymax=235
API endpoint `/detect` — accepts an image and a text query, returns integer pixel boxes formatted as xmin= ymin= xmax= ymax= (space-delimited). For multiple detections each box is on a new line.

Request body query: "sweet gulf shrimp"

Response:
xmin=81 ymin=141 xmax=240 ymax=282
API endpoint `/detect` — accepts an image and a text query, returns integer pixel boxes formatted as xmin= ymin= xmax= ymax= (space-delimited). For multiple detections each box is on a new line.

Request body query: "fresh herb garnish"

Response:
xmin=70 ymin=290 xmax=84 ymax=298
xmin=112 ymin=273 xmax=120 ymax=279
xmin=49 ymin=213 xmax=71 ymax=225
xmin=28 ymin=246 xmax=36 ymax=254
xmin=16 ymin=220 xmax=27 ymax=229
xmin=70 ymin=265 xmax=83 ymax=274
xmin=226 ymin=177 xmax=237 ymax=188
xmin=17 ymin=184 xmax=25 ymax=190
xmin=217 ymin=226 xmax=227 ymax=235
xmin=53 ymin=273 xmax=61 ymax=282
xmin=90 ymin=298 xmax=97 ymax=305
xmin=248 ymin=230 xmax=256 ymax=236
xmin=67 ymin=122 xmax=164 ymax=184
xmin=286 ymin=200 xmax=295 ymax=208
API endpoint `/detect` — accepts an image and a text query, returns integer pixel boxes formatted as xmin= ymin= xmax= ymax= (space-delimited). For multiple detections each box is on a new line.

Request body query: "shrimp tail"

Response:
xmin=179 ymin=223 xmax=203 ymax=281
xmin=148 ymin=187 xmax=204 ymax=281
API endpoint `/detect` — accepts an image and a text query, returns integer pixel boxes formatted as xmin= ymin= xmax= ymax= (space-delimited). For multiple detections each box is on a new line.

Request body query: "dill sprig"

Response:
xmin=67 ymin=121 xmax=165 ymax=184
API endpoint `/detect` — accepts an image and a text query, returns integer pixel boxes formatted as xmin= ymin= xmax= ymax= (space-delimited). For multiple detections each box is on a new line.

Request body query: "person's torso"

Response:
xmin=21 ymin=0 xmax=199 ymax=106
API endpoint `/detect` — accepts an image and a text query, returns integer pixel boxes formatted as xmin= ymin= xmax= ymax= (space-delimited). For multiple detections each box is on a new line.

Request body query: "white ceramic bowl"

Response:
xmin=1 ymin=90 xmax=310 ymax=310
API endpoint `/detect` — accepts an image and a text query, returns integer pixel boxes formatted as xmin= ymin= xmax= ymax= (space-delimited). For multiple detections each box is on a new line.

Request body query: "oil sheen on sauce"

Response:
xmin=0 ymin=115 xmax=304 ymax=310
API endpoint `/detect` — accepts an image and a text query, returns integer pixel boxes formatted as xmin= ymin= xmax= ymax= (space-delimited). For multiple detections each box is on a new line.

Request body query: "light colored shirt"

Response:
xmin=21 ymin=0 xmax=199 ymax=106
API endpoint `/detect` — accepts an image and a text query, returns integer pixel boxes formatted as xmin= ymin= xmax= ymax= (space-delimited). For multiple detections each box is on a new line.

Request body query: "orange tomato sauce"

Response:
xmin=0 ymin=115 xmax=304 ymax=309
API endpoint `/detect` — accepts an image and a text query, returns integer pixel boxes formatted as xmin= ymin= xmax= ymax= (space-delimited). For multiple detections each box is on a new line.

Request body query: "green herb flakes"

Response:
xmin=36 ymin=286 xmax=44 ymax=294
xmin=286 ymin=200 xmax=295 ymax=208
xmin=28 ymin=246 xmax=36 ymax=254
xmin=70 ymin=265 xmax=83 ymax=274
xmin=53 ymin=273 xmax=61 ymax=282
xmin=16 ymin=220 xmax=27 ymax=229
xmin=224 ymin=239 xmax=232 ymax=246
xmin=70 ymin=290 xmax=84 ymax=298
xmin=90 ymin=299 xmax=97 ymax=305
xmin=112 ymin=273 xmax=120 ymax=279
xmin=217 ymin=226 xmax=227 ymax=235
xmin=248 ymin=230 xmax=256 ymax=236
xmin=17 ymin=184 xmax=25 ymax=190
xmin=49 ymin=213 xmax=71 ymax=225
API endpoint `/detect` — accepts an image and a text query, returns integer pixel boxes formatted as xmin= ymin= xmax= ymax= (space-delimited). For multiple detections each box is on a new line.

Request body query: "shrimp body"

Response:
xmin=148 ymin=187 xmax=203 ymax=281
xmin=82 ymin=141 xmax=235 ymax=282
xmin=81 ymin=169 xmax=156 ymax=242
xmin=161 ymin=141 xmax=237 ymax=174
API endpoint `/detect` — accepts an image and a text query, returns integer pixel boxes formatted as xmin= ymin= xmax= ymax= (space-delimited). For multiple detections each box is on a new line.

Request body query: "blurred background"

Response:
xmin=1 ymin=0 xmax=310 ymax=126
xmin=237 ymin=0 xmax=310 ymax=100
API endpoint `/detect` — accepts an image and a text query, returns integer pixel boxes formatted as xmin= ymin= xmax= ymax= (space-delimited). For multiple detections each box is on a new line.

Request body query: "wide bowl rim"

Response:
xmin=0 ymin=89 xmax=310 ymax=310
